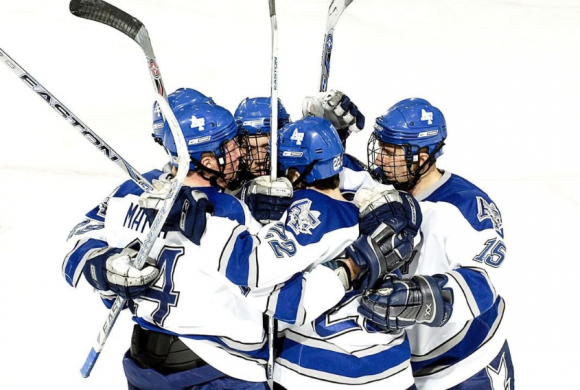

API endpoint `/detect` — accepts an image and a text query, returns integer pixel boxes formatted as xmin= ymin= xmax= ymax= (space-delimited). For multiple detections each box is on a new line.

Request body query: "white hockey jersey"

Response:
xmin=62 ymin=170 xmax=353 ymax=382
xmin=273 ymin=189 xmax=415 ymax=390
xmin=404 ymin=171 xmax=508 ymax=389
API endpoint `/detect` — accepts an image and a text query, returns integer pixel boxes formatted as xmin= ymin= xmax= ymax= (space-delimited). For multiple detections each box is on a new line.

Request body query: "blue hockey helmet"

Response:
xmin=234 ymin=97 xmax=291 ymax=135
xmin=162 ymin=102 xmax=239 ymax=173
xmin=278 ymin=117 xmax=344 ymax=185
xmin=152 ymin=88 xmax=215 ymax=145
xmin=368 ymin=98 xmax=446 ymax=190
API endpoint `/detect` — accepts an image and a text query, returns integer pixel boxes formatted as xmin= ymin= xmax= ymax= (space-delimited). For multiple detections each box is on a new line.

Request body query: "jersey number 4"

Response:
xmin=142 ymin=247 xmax=184 ymax=326
xmin=473 ymin=238 xmax=506 ymax=268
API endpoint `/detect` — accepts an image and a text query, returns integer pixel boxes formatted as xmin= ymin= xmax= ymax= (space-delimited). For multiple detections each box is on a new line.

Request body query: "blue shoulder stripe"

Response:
xmin=196 ymin=186 xmax=246 ymax=225
xmin=284 ymin=190 xmax=358 ymax=247
xmin=343 ymin=154 xmax=366 ymax=172
xmin=424 ymin=174 xmax=504 ymax=237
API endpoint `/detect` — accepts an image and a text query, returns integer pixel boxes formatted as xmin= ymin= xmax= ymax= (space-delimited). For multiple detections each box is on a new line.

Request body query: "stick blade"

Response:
xmin=69 ymin=0 xmax=144 ymax=40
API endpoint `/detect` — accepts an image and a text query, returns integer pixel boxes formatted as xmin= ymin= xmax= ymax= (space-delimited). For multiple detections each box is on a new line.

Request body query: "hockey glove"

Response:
xmin=141 ymin=185 xmax=213 ymax=245
xmin=83 ymin=247 xmax=160 ymax=300
xmin=239 ymin=175 xmax=293 ymax=225
xmin=302 ymin=90 xmax=365 ymax=140
xmin=358 ymin=274 xmax=454 ymax=332
xmin=355 ymin=185 xmax=422 ymax=237
xmin=345 ymin=222 xmax=416 ymax=291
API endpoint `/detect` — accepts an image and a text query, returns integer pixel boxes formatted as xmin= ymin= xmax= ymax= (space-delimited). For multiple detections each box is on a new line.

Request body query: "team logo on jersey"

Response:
xmin=287 ymin=199 xmax=321 ymax=235
xmin=190 ymin=115 xmax=205 ymax=130
xmin=420 ymin=109 xmax=433 ymax=125
xmin=485 ymin=352 xmax=512 ymax=390
xmin=476 ymin=196 xmax=503 ymax=233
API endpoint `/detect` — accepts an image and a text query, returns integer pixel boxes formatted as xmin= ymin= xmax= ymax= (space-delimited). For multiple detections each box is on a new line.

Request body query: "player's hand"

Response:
xmin=302 ymin=90 xmax=365 ymax=135
xmin=240 ymin=176 xmax=293 ymax=225
xmin=345 ymin=222 xmax=416 ymax=291
xmin=355 ymin=185 xmax=422 ymax=237
xmin=83 ymin=247 xmax=159 ymax=299
xmin=358 ymin=274 xmax=454 ymax=332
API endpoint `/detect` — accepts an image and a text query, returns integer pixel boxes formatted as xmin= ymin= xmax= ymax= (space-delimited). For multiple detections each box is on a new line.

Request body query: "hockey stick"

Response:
xmin=319 ymin=0 xmax=354 ymax=92
xmin=266 ymin=3 xmax=278 ymax=387
xmin=69 ymin=0 xmax=190 ymax=377
xmin=0 ymin=48 xmax=154 ymax=193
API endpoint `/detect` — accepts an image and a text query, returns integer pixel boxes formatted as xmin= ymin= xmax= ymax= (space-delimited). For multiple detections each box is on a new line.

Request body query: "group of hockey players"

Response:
xmin=62 ymin=87 xmax=515 ymax=389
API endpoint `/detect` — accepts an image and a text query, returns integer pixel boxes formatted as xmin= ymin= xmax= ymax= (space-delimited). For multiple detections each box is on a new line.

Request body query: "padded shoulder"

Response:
xmin=424 ymin=174 xmax=504 ymax=237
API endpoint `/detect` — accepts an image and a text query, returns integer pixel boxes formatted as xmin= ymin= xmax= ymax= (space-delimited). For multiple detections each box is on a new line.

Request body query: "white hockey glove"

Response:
xmin=302 ymin=90 xmax=365 ymax=133
xmin=139 ymin=178 xmax=174 ymax=211
xmin=83 ymin=247 xmax=160 ymax=299
xmin=240 ymin=176 xmax=294 ymax=225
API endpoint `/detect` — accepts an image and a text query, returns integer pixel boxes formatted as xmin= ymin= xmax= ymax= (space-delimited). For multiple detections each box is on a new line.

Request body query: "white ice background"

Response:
xmin=0 ymin=0 xmax=579 ymax=388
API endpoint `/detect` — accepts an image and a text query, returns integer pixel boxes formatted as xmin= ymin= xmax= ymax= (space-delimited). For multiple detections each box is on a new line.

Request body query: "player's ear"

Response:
xmin=287 ymin=169 xmax=300 ymax=183
xmin=200 ymin=153 xmax=215 ymax=170
xmin=417 ymin=148 xmax=431 ymax=166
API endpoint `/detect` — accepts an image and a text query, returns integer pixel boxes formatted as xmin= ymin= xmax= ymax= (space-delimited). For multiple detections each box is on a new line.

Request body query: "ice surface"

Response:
xmin=1 ymin=0 xmax=579 ymax=388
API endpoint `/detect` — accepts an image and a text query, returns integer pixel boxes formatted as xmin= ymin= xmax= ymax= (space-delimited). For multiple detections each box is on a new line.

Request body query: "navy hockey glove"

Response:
xmin=83 ymin=247 xmax=160 ymax=300
xmin=142 ymin=187 xmax=213 ymax=245
xmin=355 ymin=186 xmax=422 ymax=237
xmin=302 ymin=90 xmax=365 ymax=141
xmin=345 ymin=222 xmax=416 ymax=291
xmin=164 ymin=188 xmax=213 ymax=244
xmin=239 ymin=176 xmax=293 ymax=225
xmin=358 ymin=274 xmax=454 ymax=332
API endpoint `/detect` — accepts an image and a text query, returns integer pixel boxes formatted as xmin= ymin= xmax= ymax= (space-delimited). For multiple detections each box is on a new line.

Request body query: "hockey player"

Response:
xmin=63 ymin=101 xmax=272 ymax=389
xmin=271 ymin=117 xmax=421 ymax=390
xmin=360 ymin=98 xmax=514 ymax=389
xmin=235 ymin=96 xmax=291 ymax=180
xmin=233 ymin=97 xmax=294 ymax=224
xmin=62 ymin=99 xmax=418 ymax=389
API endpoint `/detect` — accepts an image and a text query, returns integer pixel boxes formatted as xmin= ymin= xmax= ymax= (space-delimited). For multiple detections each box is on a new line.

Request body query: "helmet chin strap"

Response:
xmin=288 ymin=160 xmax=320 ymax=189
xmin=189 ymin=156 xmax=228 ymax=189
xmin=392 ymin=141 xmax=445 ymax=191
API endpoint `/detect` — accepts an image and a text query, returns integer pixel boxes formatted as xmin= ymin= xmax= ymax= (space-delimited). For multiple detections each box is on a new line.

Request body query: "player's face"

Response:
xmin=375 ymin=142 xmax=411 ymax=184
xmin=241 ymin=134 xmax=270 ymax=177
xmin=221 ymin=138 xmax=242 ymax=183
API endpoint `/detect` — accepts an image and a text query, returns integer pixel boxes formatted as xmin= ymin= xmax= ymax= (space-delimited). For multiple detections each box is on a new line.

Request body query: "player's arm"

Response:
xmin=443 ymin=228 xmax=504 ymax=321
xmin=62 ymin=195 xmax=112 ymax=288
xmin=359 ymin=198 xmax=506 ymax=329
xmin=242 ymin=264 xmax=347 ymax=326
